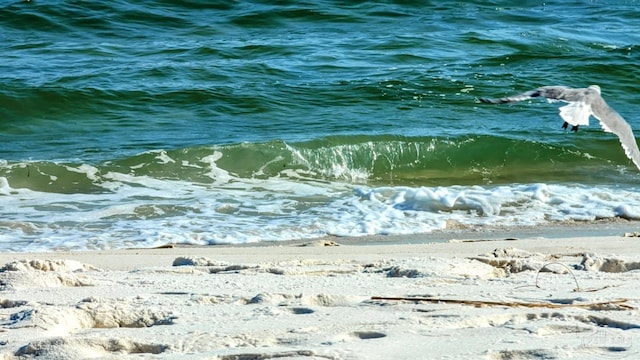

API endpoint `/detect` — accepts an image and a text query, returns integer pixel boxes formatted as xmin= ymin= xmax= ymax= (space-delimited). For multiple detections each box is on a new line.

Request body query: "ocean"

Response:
xmin=1 ymin=1 xmax=639 ymax=251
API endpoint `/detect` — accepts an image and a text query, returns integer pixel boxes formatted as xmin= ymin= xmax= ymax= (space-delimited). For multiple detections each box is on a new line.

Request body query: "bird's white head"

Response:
xmin=588 ymin=85 xmax=601 ymax=94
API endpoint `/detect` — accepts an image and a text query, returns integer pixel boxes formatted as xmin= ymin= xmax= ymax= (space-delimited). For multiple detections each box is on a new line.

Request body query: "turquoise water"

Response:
xmin=1 ymin=1 xmax=640 ymax=251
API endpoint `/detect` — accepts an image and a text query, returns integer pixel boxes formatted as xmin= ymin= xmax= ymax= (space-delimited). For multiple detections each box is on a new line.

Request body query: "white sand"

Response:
xmin=1 ymin=233 xmax=639 ymax=359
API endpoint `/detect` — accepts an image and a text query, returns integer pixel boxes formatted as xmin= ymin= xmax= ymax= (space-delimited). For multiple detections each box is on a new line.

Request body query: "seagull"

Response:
xmin=479 ymin=85 xmax=640 ymax=171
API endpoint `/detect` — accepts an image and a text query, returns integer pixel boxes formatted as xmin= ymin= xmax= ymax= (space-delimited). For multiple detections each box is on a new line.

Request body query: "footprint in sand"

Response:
xmin=288 ymin=307 xmax=315 ymax=315
xmin=487 ymin=349 xmax=556 ymax=360
xmin=217 ymin=350 xmax=322 ymax=360
xmin=3 ymin=297 xmax=176 ymax=334
xmin=3 ymin=297 xmax=176 ymax=358
xmin=352 ymin=331 xmax=387 ymax=340
xmin=14 ymin=337 xmax=169 ymax=359
xmin=0 ymin=299 xmax=29 ymax=308
xmin=326 ymin=330 xmax=387 ymax=345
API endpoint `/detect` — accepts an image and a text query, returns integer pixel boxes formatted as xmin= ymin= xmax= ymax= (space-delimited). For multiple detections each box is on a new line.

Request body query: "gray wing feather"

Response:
xmin=537 ymin=86 xmax=589 ymax=102
xmin=590 ymin=97 xmax=640 ymax=171
xmin=479 ymin=86 xmax=572 ymax=104
xmin=479 ymin=89 xmax=543 ymax=104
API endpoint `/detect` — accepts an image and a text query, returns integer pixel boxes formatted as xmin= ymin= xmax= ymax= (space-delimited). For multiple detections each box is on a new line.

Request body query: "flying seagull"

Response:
xmin=479 ymin=85 xmax=640 ymax=171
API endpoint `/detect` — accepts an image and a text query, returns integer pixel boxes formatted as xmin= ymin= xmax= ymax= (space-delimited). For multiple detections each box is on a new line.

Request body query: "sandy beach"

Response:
xmin=1 ymin=227 xmax=640 ymax=360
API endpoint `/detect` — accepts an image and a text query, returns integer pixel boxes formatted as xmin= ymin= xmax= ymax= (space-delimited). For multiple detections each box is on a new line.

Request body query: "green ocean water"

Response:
xmin=1 ymin=1 xmax=640 ymax=251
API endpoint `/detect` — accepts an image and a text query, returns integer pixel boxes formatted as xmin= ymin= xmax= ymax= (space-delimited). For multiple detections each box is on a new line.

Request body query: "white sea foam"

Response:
xmin=201 ymin=151 xmax=233 ymax=184
xmin=64 ymin=164 xmax=101 ymax=181
xmin=1 ymin=167 xmax=640 ymax=252
xmin=0 ymin=177 xmax=12 ymax=195
xmin=153 ymin=150 xmax=176 ymax=164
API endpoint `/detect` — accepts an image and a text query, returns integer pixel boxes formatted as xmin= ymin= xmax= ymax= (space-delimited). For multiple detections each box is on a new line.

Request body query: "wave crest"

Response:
xmin=0 ymin=135 xmax=634 ymax=194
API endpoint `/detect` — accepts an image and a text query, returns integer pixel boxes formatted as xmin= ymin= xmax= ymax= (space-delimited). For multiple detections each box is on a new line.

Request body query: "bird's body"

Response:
xmin=480 ymin=85 xmax=640 ymax=172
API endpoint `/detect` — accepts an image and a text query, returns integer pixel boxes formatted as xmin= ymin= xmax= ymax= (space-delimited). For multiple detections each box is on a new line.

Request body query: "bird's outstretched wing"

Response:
xmin=480 ymin=86 xmax=592 ymax=128
xmin=478 ymin=86 xmax=571 ymax=104
xmin=590 ymin=97 xmax=640 ymax=171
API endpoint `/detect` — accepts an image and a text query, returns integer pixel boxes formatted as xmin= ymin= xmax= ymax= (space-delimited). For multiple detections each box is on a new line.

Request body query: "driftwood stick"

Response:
xmin=370 ymin=296 xmax=634 ymax=310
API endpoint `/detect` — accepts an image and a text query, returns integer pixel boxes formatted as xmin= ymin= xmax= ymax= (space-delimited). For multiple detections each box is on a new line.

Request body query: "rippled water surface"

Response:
xmin=1 ymin=1 xmax=640 ymax=251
